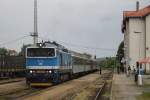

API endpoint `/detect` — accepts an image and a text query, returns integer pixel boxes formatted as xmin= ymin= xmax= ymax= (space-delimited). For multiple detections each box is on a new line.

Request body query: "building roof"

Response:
xmin=122 ymin=5 xmax=150 ymax=33
xmin=123 ymin=5 xmax=150 ymax=19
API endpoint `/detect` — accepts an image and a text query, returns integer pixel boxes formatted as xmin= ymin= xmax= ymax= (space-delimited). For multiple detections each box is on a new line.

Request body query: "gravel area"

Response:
xmin=21 ymin=72 xmax=103 ymax=100
xmin=0 ymin=81 xmax=27 ymax=95
xmin=0 ymin=71 xmax=111 ymax=100
xmin=0 ymin=78 xmax=25 ymax=85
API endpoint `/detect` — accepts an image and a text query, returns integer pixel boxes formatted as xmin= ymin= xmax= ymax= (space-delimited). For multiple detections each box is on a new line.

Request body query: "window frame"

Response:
xmin=26 ymin=47 xmax=56 ymax=58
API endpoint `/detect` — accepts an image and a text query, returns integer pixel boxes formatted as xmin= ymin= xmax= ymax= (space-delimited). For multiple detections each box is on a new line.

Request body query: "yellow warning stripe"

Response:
xmin=30 ymin=83 xmax=52 ymax=86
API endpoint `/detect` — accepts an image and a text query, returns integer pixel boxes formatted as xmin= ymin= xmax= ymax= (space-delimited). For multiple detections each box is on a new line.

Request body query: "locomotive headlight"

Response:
xmin=49 ymin=70 xmax=52 ymax=73
xmin=30 ymin=70 xmax=33 ymax=73
xmin=39 ymin=43 xmax=42 ymax=47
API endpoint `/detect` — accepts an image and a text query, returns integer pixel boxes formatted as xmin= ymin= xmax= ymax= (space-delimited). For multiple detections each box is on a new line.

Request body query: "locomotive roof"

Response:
xmin=27 ymin=41 xmax=94 ymax=60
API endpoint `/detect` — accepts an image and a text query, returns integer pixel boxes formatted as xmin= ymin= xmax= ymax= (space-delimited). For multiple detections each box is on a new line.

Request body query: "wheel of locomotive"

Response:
xmin=53 ymin=73 xmax=61 ymax=85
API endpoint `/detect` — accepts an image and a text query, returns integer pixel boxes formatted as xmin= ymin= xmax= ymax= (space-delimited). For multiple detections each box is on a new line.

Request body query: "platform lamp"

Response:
xmin=134 ymin=31 xmax=143 ymax=86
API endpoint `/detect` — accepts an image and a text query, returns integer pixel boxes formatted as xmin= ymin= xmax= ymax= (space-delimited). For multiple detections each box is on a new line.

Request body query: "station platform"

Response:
xmin=111 ymin=73 xmax=143 ymax=100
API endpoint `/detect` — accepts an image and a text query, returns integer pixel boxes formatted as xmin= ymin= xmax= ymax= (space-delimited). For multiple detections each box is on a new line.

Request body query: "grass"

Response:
xmin=102 ymin=91 xmax=110 ymax=97
xmin=142 ymin=84 xmax=150 ymax=88
xmin=106 ymin=80 xmax=112 ymax=83
xmin=0 ymin=96 xmax=8 ymax=100
xmin=73 ymin=90 xmax=90 ymax=100
xmin=137 ymin=92 xmax=150 ymax=100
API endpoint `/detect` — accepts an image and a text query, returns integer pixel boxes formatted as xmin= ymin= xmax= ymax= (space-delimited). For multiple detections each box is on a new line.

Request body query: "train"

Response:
xmin=0 ymin=55 xmax=25 ymax=78
xmin=25 ymin=41 xmax=97 ymax=86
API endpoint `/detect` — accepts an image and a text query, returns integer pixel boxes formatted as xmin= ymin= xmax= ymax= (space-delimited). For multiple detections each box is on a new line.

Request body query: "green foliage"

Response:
xmin=19 ymin=44 xmax=31 ymax=56
xmin=99 ymin=57 xmax=117 ymax=68
xmin=0 ymin=48 xmax=8 ymax=55
xmin=137 ymin=92 xmax=150 ymax=100
xmin=82 ymin=53 xmax=92 ymax=59
xmin=116 ymin=41 xmax=124 ymax=66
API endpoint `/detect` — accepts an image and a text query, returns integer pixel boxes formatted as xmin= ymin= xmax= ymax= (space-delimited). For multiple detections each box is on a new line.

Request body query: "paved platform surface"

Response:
xmin=111 ymin=74 xmax=142 ymax=100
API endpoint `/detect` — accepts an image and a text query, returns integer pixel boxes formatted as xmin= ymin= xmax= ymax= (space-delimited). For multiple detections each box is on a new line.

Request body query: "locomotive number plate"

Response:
xmin=36 ymin=70 xmax=46 ymax=73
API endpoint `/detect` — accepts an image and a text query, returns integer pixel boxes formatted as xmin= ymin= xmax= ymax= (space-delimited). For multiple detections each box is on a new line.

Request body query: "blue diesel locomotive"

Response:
xmin=26 ymin=41 xmax=97 ymax=86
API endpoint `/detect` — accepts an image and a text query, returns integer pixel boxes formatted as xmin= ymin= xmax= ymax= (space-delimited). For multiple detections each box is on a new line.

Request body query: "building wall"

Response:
xmin=146 ymin=14 xmax=150 ymax=71
xmin=128 ymin=18 xmax=145 ymax=69
xmin=146 ymin=14 xmax=150 ymax=57
xmin=124 ymin=20 xmax=129 ymax=69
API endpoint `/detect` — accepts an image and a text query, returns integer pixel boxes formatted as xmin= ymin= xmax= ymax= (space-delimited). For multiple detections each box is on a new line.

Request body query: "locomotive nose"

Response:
xmin=37 ymin=60 xmax=44 ymax=65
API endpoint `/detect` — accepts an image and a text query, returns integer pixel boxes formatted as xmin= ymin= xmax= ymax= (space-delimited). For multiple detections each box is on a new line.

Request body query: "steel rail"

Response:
xmin=94 ymin=71 xmax=113 ymax=100
xmin=94 ymin=81 xmax=106 ymax=100
xmin=0 ymin=78 xmax=25 ymax=85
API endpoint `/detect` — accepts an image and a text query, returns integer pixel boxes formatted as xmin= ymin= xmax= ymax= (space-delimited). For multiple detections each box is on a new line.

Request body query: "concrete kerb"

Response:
xmin=110 ymin=73 xmax=115 ymax=100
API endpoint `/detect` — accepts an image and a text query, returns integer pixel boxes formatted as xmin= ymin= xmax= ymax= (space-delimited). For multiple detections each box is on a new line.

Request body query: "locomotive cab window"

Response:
xmin=27 ymin=48 xmax=55 ymax=57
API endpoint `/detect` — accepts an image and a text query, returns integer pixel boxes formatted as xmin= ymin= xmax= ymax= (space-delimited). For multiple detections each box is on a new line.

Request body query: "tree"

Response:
xmin=116 ymin=41 xmax=124 ymax=71
xmin=19 ymin=44 xmax=31 ymax=56
xmin=98 ymin=57 xmax=116 ymax=68
xmin=83 ymin=53 xmax=92 ymax=59
xmin=0 ymin=48 xmax=8 ymax=55
xmin=116 ymin=41 xmax=124 ymax=63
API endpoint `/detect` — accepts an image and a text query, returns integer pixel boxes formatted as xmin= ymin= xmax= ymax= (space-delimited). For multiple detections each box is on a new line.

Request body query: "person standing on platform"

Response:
xmin=133 ymin=66 xmax=136 ymax=75
xmin=135 ymin=62 xmax=140 ymax=83
xmin=128 ymin=66 xmax=131 ymax=76
xmin=139 ymin=65 xmax=144 ymax=75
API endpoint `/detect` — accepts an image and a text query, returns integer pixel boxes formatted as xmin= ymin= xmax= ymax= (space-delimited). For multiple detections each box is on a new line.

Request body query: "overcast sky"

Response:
xmin=0 ymin=0 xmax=149 ymax=57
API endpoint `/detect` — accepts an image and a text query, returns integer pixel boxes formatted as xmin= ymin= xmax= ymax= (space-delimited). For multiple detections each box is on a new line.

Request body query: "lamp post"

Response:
xmin=124 ymin=44 xmax=129 ymax=75
xmin=134 ymin=31 xmax=143 ymax=85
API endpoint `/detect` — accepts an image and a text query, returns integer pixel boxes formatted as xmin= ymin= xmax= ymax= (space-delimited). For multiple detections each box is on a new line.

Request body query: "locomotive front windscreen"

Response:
xmin=27 ymin=48 xmax=55 ymax=57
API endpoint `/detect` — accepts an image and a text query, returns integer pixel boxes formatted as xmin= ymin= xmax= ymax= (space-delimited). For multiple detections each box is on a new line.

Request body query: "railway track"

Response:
xmin=18 ymin=71 xmax=102 ymax=100
xmin=0 ymin=79 xmax=52 ymax=100
xmin=94 ymin=81 xmax=106 ymax=100
xmin=94 ymin=71 xmax=113 ymax=100
xmin=0 ymin=80 xmax=42 ymax=100
xmin=61 ymin=70 xmax=113 ymax=100
xmin=0 ymin=78 xmax=25 ymax=85
xmin=0 ymin=87 xmax=42 ymax=100
xmin=0 ymin=70 xmax=113 ymax=100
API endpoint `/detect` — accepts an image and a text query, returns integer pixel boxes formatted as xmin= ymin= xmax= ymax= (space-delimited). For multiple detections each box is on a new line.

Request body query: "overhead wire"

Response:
xmin=0 ymin=34 xmax=30 ymax=47
xmin=38 ymin=36 xmax=116 ymax=51
xmin=0 ymin=34 xmax=116 ymax=52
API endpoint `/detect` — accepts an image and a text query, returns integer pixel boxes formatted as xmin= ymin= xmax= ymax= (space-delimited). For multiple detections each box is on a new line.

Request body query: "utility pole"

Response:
xmin=31 ymin=0 xmax=38 ymax=45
